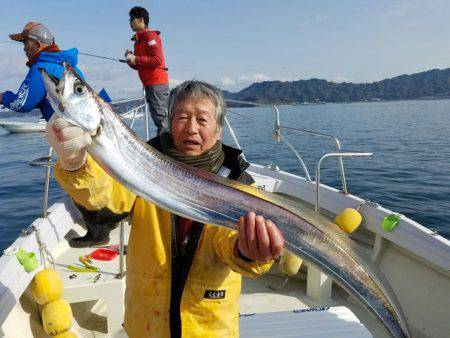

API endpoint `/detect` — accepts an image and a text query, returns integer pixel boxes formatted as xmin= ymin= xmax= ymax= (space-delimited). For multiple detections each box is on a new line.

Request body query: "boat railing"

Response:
xmin=111 ymin=94 xmax=149 ymax=135
xmin=224 ymin=100 xmax=343 ymax=181
xmin=224 ymin=99 xmax=373 ymax=208
xmin=225 ymin=100 xmax=312 ymax=179
xmin=315 ymin=152 xmax=372 ymax=213
xmin=110 ymin=96 xmax=143 ymax=105
xmin=28 ymin=148 xmax=54 ymax=217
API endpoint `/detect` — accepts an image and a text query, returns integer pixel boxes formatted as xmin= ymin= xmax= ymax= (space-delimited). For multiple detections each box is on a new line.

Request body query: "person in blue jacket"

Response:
xmin=1 ymin=22 xmax=115 ymax=248
xmin=0 ymin=22 xmax=84 ymax=121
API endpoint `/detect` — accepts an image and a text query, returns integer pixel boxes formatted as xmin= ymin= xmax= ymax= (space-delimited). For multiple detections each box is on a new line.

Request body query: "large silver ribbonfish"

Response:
xmin=41 ymin=63 xmax=410 ymax=337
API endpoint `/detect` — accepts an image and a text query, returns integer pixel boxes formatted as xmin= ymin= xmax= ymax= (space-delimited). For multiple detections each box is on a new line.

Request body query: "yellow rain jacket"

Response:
xmin=54 ymin=142 xmax=272 ymax=338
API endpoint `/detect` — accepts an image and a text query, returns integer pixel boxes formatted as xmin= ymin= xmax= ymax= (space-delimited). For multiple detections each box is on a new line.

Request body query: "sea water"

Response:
xmin=1 ymin=99 xmax=449 ymax=252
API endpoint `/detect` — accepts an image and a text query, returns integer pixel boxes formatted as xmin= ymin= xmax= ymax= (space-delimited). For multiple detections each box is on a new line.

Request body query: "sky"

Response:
xmin=0 ymin=0 xmax=449 ymax=100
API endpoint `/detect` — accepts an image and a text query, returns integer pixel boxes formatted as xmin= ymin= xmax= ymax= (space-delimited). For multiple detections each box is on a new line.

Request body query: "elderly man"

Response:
xmin=0 ymin=22 xmax=84 ymax=121
xmin=46 ymin=80 xmax=284 ymax=337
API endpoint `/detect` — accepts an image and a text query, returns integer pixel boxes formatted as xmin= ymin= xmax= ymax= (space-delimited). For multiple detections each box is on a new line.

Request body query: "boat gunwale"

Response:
xmin=248 ymin=163 xmax=450 ymax=272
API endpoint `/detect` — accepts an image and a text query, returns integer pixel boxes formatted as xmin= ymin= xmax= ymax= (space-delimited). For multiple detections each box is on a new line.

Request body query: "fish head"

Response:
xmin=40 ymin=62 xmax=101 ymax=134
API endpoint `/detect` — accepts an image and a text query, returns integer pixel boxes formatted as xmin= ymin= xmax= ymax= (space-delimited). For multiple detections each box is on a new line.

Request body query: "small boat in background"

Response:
xmin=0 ymin=119 xmax=46 ymax=133
xmin=0 ymin=97 xmax=145 ymax=134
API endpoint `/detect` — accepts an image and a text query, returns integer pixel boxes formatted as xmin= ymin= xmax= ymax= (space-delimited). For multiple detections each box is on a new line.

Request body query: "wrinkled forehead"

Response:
xmin=172 ymin=94 xmax=217 ymax=116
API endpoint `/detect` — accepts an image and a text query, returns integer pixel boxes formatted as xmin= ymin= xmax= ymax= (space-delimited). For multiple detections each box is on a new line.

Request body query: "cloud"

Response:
xmin=314 ymin=14 xmax=329 ymax=22
xmin=278 ymin=77 xmax=296 ymax=82
xmin=303 ymin=13 xmax=329 ymax=26
xmin=169 ymin=78 xmax=184 ymax=88
xmin=381 ymin=0 xmax=446 ymax=19
xmin=0 ymin=50 xmax=29 ymax=90
xmin=239 ymin=73 xmax=270 ymax=83
xmin=381 ymin=2 xmax=414 ymax=18
xmin=219 ymin=76 xmax=236 ymax=88
xmin=333 ymin=76 xmax=354 ymax=83
xmin=80 ymin=61 xmax=143 ymax=100
xmin=215 ymin=73 xmax=270 ymax=91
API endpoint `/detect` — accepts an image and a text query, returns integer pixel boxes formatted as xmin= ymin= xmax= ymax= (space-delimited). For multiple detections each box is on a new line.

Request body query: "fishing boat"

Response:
xmin=0 ymin=98 xmax=144 ymax=135
xmin=0 ymin=99 xmax=449 ymax=338
xmin=0 ymin=119 xmax=46 ymax=133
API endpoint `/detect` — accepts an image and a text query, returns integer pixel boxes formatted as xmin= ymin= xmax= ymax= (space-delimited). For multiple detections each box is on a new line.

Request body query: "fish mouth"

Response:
xmin=39 ymin=68 xmax=65 ymax=112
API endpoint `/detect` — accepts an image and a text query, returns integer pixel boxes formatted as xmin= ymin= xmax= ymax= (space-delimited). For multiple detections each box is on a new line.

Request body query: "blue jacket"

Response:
xmin=2 ymin=48 xmax=85 ymax=121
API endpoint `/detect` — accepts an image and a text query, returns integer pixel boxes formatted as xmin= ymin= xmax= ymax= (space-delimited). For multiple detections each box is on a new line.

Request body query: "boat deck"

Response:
xmin=4 ymin=219 xmax=384 ymax=337
xmin=52 ymin=221 xmax=129 ymax=293
xmin=55 ymin=201 xmax=375 ymax=337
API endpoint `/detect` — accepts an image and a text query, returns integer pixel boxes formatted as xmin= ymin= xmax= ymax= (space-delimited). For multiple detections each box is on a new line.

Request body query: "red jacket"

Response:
xmin=130 ymin=28 xmax=168 ymax=86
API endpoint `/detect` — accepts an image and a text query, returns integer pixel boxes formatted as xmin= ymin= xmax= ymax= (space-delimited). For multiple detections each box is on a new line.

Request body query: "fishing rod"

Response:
xmin=0 ymin=40 xmax=168 ymax=70
xmin=79 ymin=52 xmax=168 ymax=70
xmin=78 ymin=52 xmax=126 ymax=63
xmin=0 ymin=40 xmax=126 ymax=62
xmin=0 ymin=39 xmax=19 ymax=44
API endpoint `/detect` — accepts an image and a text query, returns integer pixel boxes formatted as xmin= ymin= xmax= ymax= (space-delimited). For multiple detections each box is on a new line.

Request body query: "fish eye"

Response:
xmin=74 ymin=81 xmax=86 ymax=95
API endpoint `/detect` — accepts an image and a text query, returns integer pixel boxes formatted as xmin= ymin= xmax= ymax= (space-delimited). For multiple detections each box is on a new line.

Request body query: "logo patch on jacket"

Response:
xmin=9 ymin=83 xmax=29 ymax=110
xmin=148 ymin=39 xmax=157 ymax=47
xmin=204 ymin=290 xmax=226 ymax=299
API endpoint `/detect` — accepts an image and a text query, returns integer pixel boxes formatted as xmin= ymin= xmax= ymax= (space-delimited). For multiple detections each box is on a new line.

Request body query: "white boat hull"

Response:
xmin=0 ymin=120 xmax=46 ymax=133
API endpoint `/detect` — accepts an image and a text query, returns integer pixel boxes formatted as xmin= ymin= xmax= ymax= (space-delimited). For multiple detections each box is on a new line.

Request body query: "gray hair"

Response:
xmin=167 ymin=80 xmax=227 ymax=131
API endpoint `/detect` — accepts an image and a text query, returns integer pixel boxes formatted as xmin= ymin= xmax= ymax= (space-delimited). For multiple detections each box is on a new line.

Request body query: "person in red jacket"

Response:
xmin=125 ymin=6 xmax=169 ymax=136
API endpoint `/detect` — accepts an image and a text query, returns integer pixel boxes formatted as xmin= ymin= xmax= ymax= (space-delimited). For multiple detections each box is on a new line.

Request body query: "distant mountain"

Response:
xmin=222 ymin=68 xmax=450 ymax=104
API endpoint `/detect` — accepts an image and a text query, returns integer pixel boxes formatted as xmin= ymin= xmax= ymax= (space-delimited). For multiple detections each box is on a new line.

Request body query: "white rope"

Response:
xmin=33 ymin=225 xmax=55 ymax=269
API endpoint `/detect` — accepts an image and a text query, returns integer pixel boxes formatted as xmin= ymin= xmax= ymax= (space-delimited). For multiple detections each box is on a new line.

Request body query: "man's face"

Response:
xmin=129 ymin=17 xmax=145 ymax=31
xmin=23 ymin=39 xmax=39 ymax=59
xmin=171 ymin=96 xmax=222 ymax=156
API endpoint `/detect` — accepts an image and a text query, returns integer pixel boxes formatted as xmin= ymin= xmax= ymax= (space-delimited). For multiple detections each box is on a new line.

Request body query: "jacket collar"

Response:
xmin=147 ymin=137 xmax=249 ymax=180
xmin=26 ymin=43 xmax=60 ymax=67
xmin=131 ymin=27 xmax=161 ymax=41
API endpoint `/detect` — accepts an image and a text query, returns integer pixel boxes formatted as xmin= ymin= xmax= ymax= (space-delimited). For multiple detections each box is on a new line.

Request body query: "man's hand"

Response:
xmin=237 ymin=212 xmax=284 ymax=262
xmin=125 ymin=50 xmax=137 ymax=66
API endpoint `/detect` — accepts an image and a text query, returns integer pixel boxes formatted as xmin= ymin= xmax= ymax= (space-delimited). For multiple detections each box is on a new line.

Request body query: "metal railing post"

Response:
xmin=42 ymin=147 xmax=53 ymax=217
xmin=279 ymin=135 xmax=311 ymax=181
xmin=29 ymin=147 xmax=55 ymax=217
xmin=273 ymin=105 xmax=281 ymax=143
xmin=280 ymin=126 xmax=350 ymax=193
xmin=224 ymin=116 xmax=245 ymax=160
xmin=315 ymin=152 xmax=373 ymax=213
xmin=334 ymin=139 xmax=347 ymax=194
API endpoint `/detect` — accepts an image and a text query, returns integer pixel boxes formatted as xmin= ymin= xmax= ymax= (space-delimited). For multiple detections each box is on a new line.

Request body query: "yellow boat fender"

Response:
xmin=334 ymin=207 xmax=362 ymax=234
xmin=278 ymin=250 xmax=302 ymax=276
xmin=30 ymin=268 xmax=76 ymax=336
xmin=42 ymin=298 xmax=73 ymax=336
xmin=30 ymin=268 xmax=62 ymax=305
